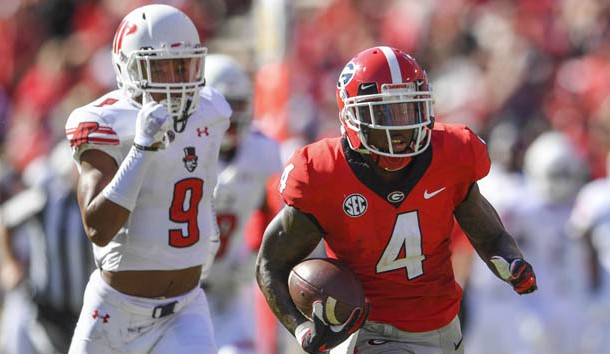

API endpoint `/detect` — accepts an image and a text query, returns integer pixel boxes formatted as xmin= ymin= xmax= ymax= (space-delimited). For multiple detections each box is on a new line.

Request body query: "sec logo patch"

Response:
xmin=343 ymin=194 xmax=367 ymax=217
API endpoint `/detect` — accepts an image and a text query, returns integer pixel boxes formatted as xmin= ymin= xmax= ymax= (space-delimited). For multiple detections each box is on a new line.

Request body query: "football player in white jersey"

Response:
xmin=466 ymin=131 xmax=590 ymax=354
xmin=63 ymin=4 xmax=231 ymax=353
xmin=202 ymin=54 xmax=283 ymax=354
xmin=568 ymin=150 xmax=610 ymax=354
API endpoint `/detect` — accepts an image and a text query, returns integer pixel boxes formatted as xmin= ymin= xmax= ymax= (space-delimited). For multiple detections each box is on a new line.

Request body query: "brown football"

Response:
xmin=288 ymin=258 xmax=365 ymax=325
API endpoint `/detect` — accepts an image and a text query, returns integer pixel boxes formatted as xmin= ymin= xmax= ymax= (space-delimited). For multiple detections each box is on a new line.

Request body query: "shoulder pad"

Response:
xmin=200 ymin=86 xmax=232 ymax=118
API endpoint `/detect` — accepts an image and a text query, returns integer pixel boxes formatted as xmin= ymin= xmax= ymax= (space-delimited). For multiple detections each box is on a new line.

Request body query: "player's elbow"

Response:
xmin=255 ymin=254 xmax=275 ymax=290
xmin=82 ymin=200 xmax=129 ymax=247
xmin=254 ymin=254 xmax=266 ymax=284
xmin=82 ymin=213 xmax=123 ymax=247
xmin=85 ymin=225 xmax=115 ymax=247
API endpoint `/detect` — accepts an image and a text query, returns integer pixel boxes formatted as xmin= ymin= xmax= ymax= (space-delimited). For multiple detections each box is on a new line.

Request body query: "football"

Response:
xmin=288 ymin=258 xmax=365 ymax=325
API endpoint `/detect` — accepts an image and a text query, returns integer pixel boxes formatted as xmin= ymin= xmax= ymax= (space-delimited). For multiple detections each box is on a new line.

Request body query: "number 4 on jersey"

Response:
xmin=376 ymin=211 xmax=426 ymax=280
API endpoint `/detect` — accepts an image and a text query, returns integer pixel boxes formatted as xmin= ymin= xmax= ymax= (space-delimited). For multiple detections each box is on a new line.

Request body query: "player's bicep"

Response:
xmin=77 ymin=149 xmax=118 ymax=208
xmin=259 ymin=205 xmax=324 ymax=269
xmin=454 ymin=182 xmax=505 ymax=251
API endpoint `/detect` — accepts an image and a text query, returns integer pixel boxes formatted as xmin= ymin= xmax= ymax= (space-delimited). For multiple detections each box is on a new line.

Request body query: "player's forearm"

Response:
xmin=460 ymin=219 xmax=523 ymax=262
xmin=255 ymin=257 xmax=306 ymax=334
xmin=77 ymin=152 xmax=131 ymax=247
xmin=255 ymin=207 xmax=325 ymax=334
xmin=454 ymin=184 xmax=523 ymax=262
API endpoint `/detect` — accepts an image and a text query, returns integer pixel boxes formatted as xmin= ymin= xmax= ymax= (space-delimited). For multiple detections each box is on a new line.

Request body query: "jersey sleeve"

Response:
xmin=64 ymin=106 xmax=124 ymax=169
xmin=201 ymin=86 xmax=232 ymax=119
xmin=465 ymin=126 xmax=491 ymax=182
xmin=438 ymin=124 xmax=491 ymax=206
xmin=278 ymin=147 xmax=320 ymax=215
xmin=568 ymin=180 xmax=610 ymax=238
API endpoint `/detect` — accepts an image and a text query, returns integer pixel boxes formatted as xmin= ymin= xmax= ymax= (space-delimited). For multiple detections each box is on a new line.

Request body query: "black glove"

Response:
xmin=295 ymin=300 xmax=369 ymax=354
xmin=490 ymin=256 xmax=538 ymax=294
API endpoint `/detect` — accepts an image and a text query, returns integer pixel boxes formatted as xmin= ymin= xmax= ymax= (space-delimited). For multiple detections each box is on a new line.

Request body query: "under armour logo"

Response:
xmin=197 ymin=127 xmax=209 ymax=137
xmin=92 ymin=310 xmax=111 ymax=323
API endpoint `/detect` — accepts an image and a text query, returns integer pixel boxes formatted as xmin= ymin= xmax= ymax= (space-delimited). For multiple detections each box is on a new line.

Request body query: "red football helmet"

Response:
xmin=336 ymin=46 xmax=434 ymax=170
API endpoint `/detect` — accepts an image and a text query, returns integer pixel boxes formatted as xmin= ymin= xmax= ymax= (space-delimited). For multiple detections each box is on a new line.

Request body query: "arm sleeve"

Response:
xmin=278 ymin=148 xmax=320 ymax=215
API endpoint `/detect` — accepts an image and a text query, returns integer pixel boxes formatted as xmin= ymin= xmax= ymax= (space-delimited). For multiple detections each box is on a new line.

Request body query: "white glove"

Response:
xmin=134 ymin=94 xmax=172 ymax=149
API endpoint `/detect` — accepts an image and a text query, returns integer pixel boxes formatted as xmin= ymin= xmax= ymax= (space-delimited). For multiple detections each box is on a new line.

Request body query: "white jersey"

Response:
xmin=568 ymin=178 xmax=610 ymax=354
xmin=467 ymin=176 xmax=590 ymax=354
xmin=213 ymin=130 xmax=282 ymax=269
xmin=568 ymin=178 xmax=610 ymax=294
xmin=569 ymin=178 xmax=610 ymax=241
xmin=65 ymin=88 xmax=231 ymax=272
xmin=205 ymin=129 xmax=282 ymax=353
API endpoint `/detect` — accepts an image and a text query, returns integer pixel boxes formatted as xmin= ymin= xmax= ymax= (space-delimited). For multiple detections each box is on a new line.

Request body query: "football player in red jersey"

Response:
xmin=255 ymin=46 xmax=537 ymax=354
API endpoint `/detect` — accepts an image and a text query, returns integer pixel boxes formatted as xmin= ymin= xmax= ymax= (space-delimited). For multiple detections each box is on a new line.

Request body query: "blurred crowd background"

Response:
xmin=1 ymin=0 xmax=610 ymax=353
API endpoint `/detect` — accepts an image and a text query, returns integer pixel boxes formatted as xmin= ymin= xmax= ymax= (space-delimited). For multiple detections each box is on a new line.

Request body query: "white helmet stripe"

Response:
xmin=379 ymin=46 xmax=401 ymax=83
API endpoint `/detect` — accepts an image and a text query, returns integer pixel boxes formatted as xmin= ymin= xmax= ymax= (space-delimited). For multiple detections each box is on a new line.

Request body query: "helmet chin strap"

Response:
xmin=372 ymin=153 xmax=412 ymax=171
xmin=174 ymin=98 xmax=192 ymax=133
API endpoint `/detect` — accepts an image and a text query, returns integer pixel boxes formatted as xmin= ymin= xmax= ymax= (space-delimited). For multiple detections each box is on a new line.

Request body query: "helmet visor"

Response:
xmin=357 ymin=101 xmax=425 ymax=127
xmin=343 ymin=96 xmax=433 ymax=157
xmin=138 ymin=57 xmax=204 ymax=86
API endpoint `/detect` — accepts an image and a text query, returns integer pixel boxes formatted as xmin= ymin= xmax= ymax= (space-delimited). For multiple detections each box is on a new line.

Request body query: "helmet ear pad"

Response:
xmin=339 ymin=83 xmax=377 ymax=152
xmin=340 ymin=111 xmax=364 ymax=151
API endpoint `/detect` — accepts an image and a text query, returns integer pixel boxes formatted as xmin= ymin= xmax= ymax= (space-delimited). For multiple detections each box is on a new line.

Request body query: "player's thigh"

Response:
xmin=151 ymin=292 xmax=217 ymax=354
xmin=348 ymin=317 xmax=463 ymax=354
xmin=68 ymin=291 xmax=139 ymax=354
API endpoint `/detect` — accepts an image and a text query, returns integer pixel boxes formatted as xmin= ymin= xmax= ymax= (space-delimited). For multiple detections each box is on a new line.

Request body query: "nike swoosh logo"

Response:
xmin=368 ymin=339 xmax=387 ymax=345
xmin=424 ymin=187 xmax=446 ymax=199
xmin=360 ymin=83 xmax=376 ymax=91
xmin=454 ymin=336 xmax=463 ymax=350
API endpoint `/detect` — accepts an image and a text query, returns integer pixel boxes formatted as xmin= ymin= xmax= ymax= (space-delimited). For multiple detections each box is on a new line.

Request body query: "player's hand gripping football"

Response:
xmin=295 ymin=300 xmax=369 ymax=354
xmin=134 ymin=93 xmax=172 ymax=149
xmin=490 ymin=256 xmax=538 ymax=295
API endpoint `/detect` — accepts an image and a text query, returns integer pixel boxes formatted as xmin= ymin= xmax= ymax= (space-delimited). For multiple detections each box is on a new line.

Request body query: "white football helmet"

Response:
xmin=111 ymin=4 xmax=207 ymax=132
xmin=523 ymin=131 xmax=589 ymax=204
xmin=205 ymin=54 xmax=252 ymax=153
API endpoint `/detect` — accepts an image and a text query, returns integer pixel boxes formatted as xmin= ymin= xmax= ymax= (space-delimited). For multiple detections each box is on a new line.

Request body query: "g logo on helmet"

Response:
xmin=343 ymin=194 xmax=367 ymax=217
xmin=337 ymin=62 xmax=355 ymax=89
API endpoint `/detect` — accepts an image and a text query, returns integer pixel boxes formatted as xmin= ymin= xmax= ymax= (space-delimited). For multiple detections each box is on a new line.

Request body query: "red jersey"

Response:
xmin=279 ymin=123 xmax=490 ymax=332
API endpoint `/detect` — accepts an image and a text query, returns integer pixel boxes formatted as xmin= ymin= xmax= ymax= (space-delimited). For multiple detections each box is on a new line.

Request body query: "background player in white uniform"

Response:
xmin=465 ymin=131 xmax=590 ymax=354
xmin=63 ymin=5 xmax=230 ymax=353
xmin=202 ymin=54 xmax=283 ymax=354
xmin=568 ymin=148 xmax=610 ymax=354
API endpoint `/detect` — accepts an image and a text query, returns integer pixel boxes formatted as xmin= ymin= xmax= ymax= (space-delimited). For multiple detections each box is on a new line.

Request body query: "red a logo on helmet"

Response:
xmin=113 ymin=20 xmax=137 ymax=54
